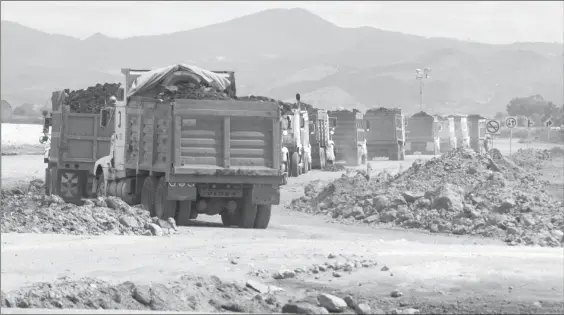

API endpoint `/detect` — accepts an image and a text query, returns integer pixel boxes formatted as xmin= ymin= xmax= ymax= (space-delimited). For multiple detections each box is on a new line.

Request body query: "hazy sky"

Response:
xmin=1 ymin=1 xmax=563 ymax=44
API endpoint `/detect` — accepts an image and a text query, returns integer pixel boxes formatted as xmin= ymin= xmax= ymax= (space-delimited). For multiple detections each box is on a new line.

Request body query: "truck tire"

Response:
xmin=45 ymin=168 xmax=51 ymax=196
xmin=141 ymin=177 xmax=159 ymax=215
xmin=254 ymin=205 xmax=271 ymax=229
xmin=319 ymin=148 xmax=326 ymax=169
xmin=221 ymin=211 xmax=238 ymax=227
xmin=238 ymin=191 xmax=258 ymax=229
xmin=48 ymin=167 xmax=58 ymax=196
xmin=154 ymin=177 xmax=177 ymax=220
xmin=303 ymin=159 xmax=310 ymax=174
xmin=399 ymin=145 xmax=405 ymax=161
xmin=96 ymin=171 xmax=107 ymax=197
xmin=290 ymin=152 xmax=299 ymax=177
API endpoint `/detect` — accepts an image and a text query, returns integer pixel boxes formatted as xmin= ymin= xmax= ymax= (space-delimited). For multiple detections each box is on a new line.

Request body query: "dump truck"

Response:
xmin=307 ymin=106 xmax=334 ymax=168
xmin=328 ymin=109 xmax=367 ymax=166
xmin=364 ymin=107 xmax=405 ymax=161
xmin=93 ymin=64 xmax=284 ymax=229
xmin=448 ymin=114 xmax=470 ymax=149
xmin=405 ymin=111 xmax=439 ymax=155
xmin=42 ymin=88 xmax=121 ymax=201
xmin=434 ymin=115 xmax=456 ymax=153
xmin=467 ymin=114 xmax=487 ymax=153
xmin=280 ymin=95 xmax=311 ymax=178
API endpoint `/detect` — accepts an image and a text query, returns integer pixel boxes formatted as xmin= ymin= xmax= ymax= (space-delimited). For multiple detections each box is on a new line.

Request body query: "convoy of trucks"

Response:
xmin=40 ymin=62 xmax=479 ymax=230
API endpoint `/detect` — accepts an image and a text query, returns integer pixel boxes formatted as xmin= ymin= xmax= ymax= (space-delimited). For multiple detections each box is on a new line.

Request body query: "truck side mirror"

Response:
xmin=100 ymin=108 xmax=111 ymax=128
xmin=300 ymin=116 xmax=305 ymax=128
xmin=116 ymin=88 xmax=125 ymax=101
xmin=42 ymin=117 xmax=51 ymax=134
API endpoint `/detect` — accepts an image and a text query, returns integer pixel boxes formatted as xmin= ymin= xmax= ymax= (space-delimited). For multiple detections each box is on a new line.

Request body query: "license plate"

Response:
xmin=199 ymin=188 xmax=243 ymax=198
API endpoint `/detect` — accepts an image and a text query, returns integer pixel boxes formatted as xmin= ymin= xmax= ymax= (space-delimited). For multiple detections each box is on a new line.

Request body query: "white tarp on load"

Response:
xmin=127 ymin=64 xmax=232 ymax=97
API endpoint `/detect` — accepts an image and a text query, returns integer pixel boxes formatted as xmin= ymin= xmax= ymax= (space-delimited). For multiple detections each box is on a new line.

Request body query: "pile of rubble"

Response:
xmin=0 ymin=186 xmax=173 ymax=236
xmin=0 ymin=275 xmax=276 ymax=313
xmin=63 ymin=83 xmax=121 ymax=114
xmin=322 ymin=164 xmax=346 ymax=172
xmin=290 ymin=148 xmax=564 ymax=247
xmin=510 ymin=148 xmax=552 ymax=170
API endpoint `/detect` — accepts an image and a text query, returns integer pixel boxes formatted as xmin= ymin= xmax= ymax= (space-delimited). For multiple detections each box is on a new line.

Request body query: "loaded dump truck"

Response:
xmin=328 ymin=109 xmax=367 ymax=166
xmin=434 ymin=115 xmax=456 ymax=153
xmin=448 ymin=114 xmax=470 ymax=149
xmin=307 ymin=106 xmax=334 ymax=168
xmin=42 ymin=86 xmax=122 ymax=201
xmin=405 ymin=111 xmax=439 ymax=155
xmin=467 ymin=114 xmax=486 ymax=153
xmin=364 ymin=107 xmax=405 ymax=161
xmin=93 ymin=64 xmax=284 ymax=229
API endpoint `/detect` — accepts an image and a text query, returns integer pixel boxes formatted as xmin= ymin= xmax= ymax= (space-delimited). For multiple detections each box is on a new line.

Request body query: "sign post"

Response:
xmin=505 ymin=116 xmax=517 ymax=155
xmin=485 ymin=119 xmax=501 ymax=151
xmin=544 ymin=117 xmax=553 ymax=142
xmin=526 ymin=118 xmax=534 ymax=148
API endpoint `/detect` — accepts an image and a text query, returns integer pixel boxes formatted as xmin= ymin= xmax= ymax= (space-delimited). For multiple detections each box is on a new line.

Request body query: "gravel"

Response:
xmin=290 ymin=148 xmax=564 ymax=247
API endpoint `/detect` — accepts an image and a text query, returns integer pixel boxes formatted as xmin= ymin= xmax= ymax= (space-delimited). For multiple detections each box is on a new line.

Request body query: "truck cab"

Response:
xmin=434 ymin=115 xmax=456 ymax=153
xmin=307 ymin=107 xmax=333 ymax=169
xmin=281 ymin=101 xmax=311 ymax=178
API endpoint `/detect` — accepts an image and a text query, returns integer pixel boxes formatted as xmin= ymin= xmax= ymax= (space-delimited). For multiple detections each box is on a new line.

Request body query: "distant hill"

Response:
xmin=1 ymin=8 xmax=562 ymax=115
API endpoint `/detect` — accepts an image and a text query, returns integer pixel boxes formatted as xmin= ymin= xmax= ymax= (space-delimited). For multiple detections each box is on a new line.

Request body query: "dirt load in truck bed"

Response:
xmin=63 ymin=83 xmax=121 ymax=114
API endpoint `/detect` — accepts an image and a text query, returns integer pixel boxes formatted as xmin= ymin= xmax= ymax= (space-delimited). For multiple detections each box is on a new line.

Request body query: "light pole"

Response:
xmin=415 ymin=68 xmax=431 ymax=112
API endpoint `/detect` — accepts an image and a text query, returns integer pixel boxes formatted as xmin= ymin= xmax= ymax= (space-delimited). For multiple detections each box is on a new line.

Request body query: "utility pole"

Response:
xmin=415 ymin=68 xmax=431 ymax=111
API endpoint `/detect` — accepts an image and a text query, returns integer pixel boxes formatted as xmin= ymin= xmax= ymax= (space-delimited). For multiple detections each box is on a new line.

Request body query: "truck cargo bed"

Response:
xmin=125 ymin=97 xmax=281 ymax=177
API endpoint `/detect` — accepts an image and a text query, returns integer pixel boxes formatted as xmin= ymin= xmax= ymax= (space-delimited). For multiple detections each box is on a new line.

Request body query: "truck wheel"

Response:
xmin=45 ymin=168 xmax=51 ymax=196
xmin=96 ymin=172 xmax=107 ymax=197
xmin=399 ymin=145 xmax=405 ymax=161
xmin=290 ymin=152 xmax=299 ymax=177
xmin=303 ymin=159 xmax=310 ymax=174
xmin=177 ymin=200 xmax=194 ymax=226
xmin=141 ymin=177 xmax=159 ymax=215
xmin=282 ymin=173 xmax=288 ymax=185
xmin=49 ymin=167 xmax=58 ymax=196
xmin=319 ymin=148 xmax=326 ymax=169
xmin=238 ymin=192 xmax=258 ymax=229
xmin=154 ymin=177 xmax=177 ymax=220
xmin=254 ymin=205 xmax=271 ymax=229
xmin=221 ymin=211 xmax=238 ymax=227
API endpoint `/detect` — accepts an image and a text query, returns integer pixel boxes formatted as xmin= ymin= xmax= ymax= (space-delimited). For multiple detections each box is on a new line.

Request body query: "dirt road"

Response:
xmin=2 ymin=154 xmax=563 ymax=313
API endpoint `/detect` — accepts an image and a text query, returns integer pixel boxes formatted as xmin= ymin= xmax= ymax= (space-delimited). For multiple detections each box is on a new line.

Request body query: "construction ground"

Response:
xmin=1 ymin=137 xmax=563 ymax=314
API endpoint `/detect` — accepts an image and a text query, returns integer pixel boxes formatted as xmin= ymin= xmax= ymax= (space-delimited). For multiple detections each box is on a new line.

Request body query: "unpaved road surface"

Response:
xmin=2 ymin=154 xmax=564 ymax=313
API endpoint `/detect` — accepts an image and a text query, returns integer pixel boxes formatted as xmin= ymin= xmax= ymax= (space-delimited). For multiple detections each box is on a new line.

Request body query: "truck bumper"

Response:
xmin=166 ymin=183 xmax=281 ymax=205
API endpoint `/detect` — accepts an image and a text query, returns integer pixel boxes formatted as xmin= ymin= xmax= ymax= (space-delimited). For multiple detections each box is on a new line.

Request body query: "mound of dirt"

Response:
xmin=290 ymin=148 xmax=564 ymax=247
xmin=160 ymin=83 xmax=231 ymax=100
xmin=510 ymin=148 xmax=552 ymax=170
xmin=63 ymin=83 xmax=121 ymax=114
xmin=0 ymin=275 xmax=277 ymax=312
xmin=1 ymin=186 xmax=168 ymax=236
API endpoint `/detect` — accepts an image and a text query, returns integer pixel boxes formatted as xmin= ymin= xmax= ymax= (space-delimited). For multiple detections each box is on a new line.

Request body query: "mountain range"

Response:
xmin=1 ymin=8 xmax=563 ymax=115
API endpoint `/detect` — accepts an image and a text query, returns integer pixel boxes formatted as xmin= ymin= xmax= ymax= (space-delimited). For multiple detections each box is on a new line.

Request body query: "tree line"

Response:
xmin=494 ymin=95 xmax=563 ymax=127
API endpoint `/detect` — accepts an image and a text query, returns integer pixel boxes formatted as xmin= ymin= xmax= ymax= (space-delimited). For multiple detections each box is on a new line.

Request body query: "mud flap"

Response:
xmin=251 ymin=185 xmax=280 ymax=205
xmin=177 ymin=200 xmax=193 ymax=226
xmin=239 ymin=189 xmax=258 ymax=229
